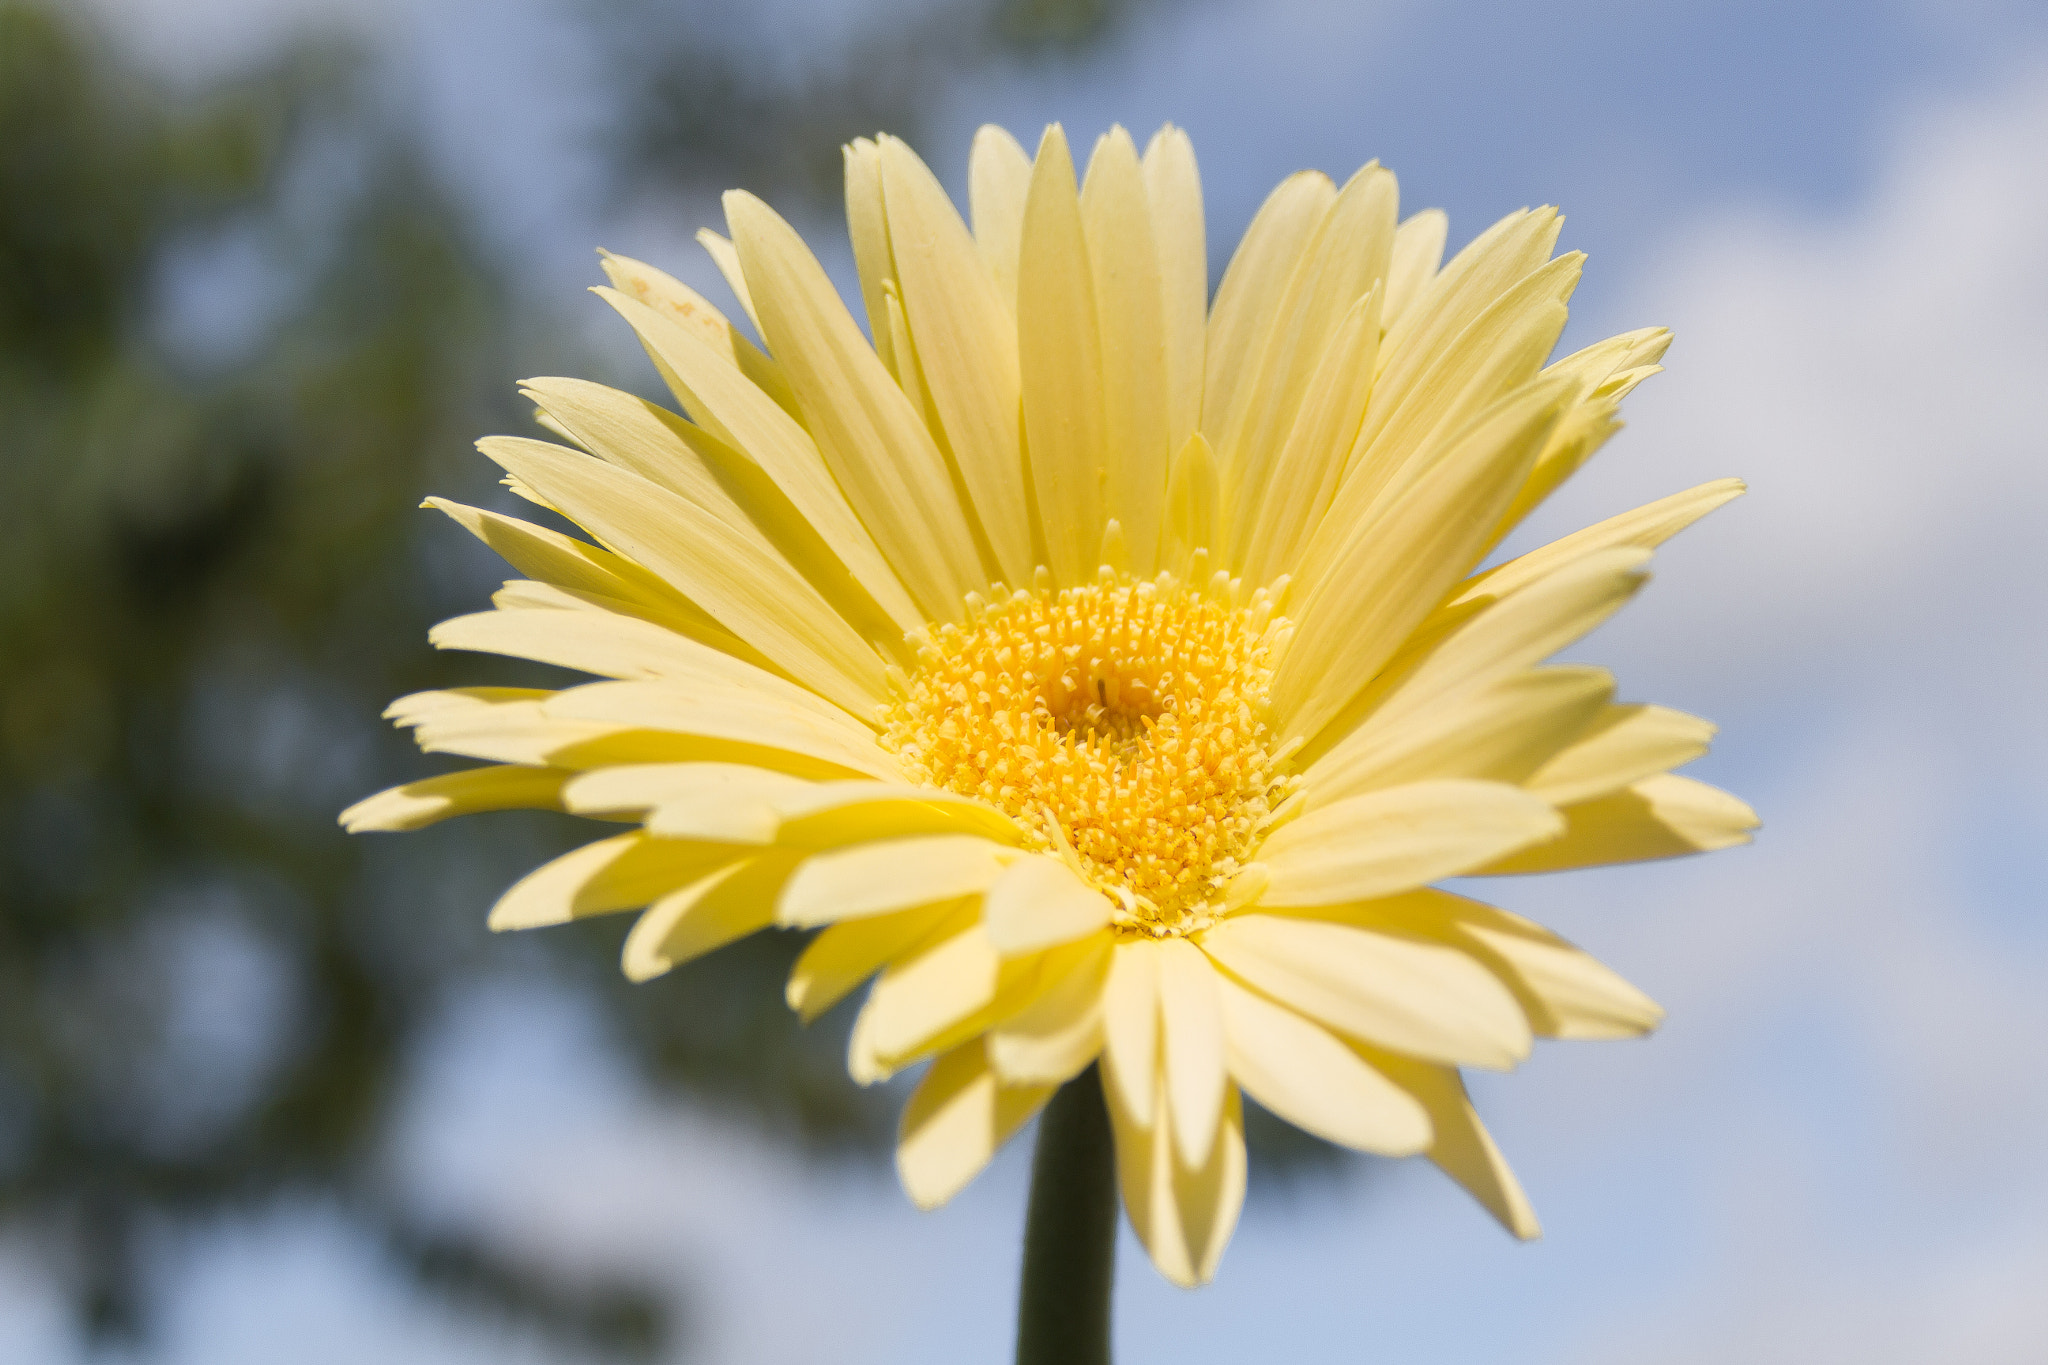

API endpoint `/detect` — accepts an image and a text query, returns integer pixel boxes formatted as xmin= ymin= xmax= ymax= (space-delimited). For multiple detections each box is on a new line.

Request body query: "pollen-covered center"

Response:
xmin=883 ymin=572 xmax=1295 ymax=936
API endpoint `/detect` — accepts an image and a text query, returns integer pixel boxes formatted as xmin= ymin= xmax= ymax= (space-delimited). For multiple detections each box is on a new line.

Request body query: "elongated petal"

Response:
xmin=1215 ymin=972 xmax=1431 ymax=1155
xmin=694 ymin=228 xmax=758 ymax=331
xmin=596 ymin=249 xmax=797 ymax=415
xmin=1238 ymin=283 xmax=1382 ymax=585
xmin=982 ymin=854 xmax=1114 ymax=954
xmin=861 ymin=914 xmax=1002 ymax=1063
xmin=786 ymin=901 xmax=962 ymax=1022
xmin=1082 ymin=126 xmax=1172 ymax=574
xmin=1274 ymin=375 xmax=1576 ymax=744
xmin=541 ymin=680 xmax=899 ymax=781
xmin=987 ymin=932 xmax=1113 ymax=1084
xmin=897 ymin=1039 xmax=1052 ymax=1210
xmin=1275 ymin=889 xmax=1663 ymax=1041
xmin=1369 ymin=1048 xmax=1541 ymax=1238
xmin=597 ymin=291 xmax=924 ymax=641
xmin=426 ymin=498 xmax=744 ymax=651
xmin=567 ymin=761 xmax=805 ymax=843
xmin=1018 ymin=126 xmax=1109 ymax=586
xmin=1198 ymin=913 xmax=1532 ymax=1069
xmin=340 ymin=765 xmax=569 ymax=832
xmin=725 ymin=190 xmax=987 ymax=619
xmin=1222 ymin=163 xmax=1397 ymax=563
xmin=1261 ymin=780 xmax=1565 ymax=905
xmin=1107 ymin=1069 xmax=1246 ymax=1288
xmin=1525 ymin=704 xmax=1716 ymax=807
xmin=968 ymin=124 xmax=1032 ymax=310
xmin=1382 ymin=209 xmax=1447 ymax=325
xmin=1478 ymin=774 xmax=1758 ymax=874
xmin=1157 ymin=938 xmax=1226 ymax=1169
xmin=1307 ymin=667 xmax=1612 ymax=806
xmin=1142 ymin=124 xmax=1205 ymax=459
xmin=765 ymin=782 xmax=1023 ymax=848
xmin=622 ymin=851 xmax=798 ymax=981
xmin=431 ymin=609 xmax=854 ymax=726
xmin=842 ymin=138 xmax=898 ymax=377
xmin=488 ymin=833 xmax=747 ymax=931
xmin=479 ymin=437 xmax=888 ymax=715
xmin=1451 ymin=478 xmax=1745 ymax=613
xmin=1100 ymin=937 xmax=1163 ymax=1125
xmin=777 ymin=835 xmax=1019 ymax=926
xmin=879 ymin=135 xmax=1033 ymax=583
xmin=1202 ymin=171 xmax=1334 ymax=447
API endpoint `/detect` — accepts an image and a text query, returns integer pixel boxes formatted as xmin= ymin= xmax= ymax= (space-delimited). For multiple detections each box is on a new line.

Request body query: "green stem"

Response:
xmin=1015 ymin=1063 xmax=1118 ymax=1365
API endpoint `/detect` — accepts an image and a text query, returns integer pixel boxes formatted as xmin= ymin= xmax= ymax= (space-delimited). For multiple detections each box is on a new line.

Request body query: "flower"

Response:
xmin=343 ymin=123 xmax=1757 ymax=1286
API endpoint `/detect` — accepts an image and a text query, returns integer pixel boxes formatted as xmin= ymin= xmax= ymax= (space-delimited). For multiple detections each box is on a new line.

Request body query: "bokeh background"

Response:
xmin=5 ymin=0 xmax=2045 ymax=1360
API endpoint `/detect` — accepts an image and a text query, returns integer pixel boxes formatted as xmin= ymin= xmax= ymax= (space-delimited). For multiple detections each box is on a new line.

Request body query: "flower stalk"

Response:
xmin=1015 ymin=1064 xmax=1118 ymax=1365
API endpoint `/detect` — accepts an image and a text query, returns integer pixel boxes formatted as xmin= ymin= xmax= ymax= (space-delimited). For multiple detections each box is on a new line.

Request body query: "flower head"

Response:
xmin=345 ymin=123 xmax=1756 ymax=1286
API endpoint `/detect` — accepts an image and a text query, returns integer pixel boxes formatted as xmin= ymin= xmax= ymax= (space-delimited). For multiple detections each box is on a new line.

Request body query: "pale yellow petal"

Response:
xmin=1219 ymin=163 xmax=1397 ymax=563
xmin=725 ymin=189 xmax=987 ymax=619
xmin=1273 ymin=374 xmax=1577 ymax=743
xmin=876 ymin=137 xmax=1034 ymax=583
xmin=1142 ymin=123 xmax=1206 ymax=459
xmin=1156 ymin=937 xmax=1226 ymax=1169
xmin=523 ymin=374 xmax=914 ymax=648
xmin=1197 ymin=912 xmax=1531 ymax=1069
xmin=1162 ymin=431 xmax=1220 ymax=566
xmin=1100 ymin=936 xmax=1163 ymax=1126
xmin=477 ymin=436 xmax=889 ymax=715
xmin=841 ymin=137 xmax=898 ymax=377
xmin=597 ymin=290 xmax=925 ymax=641
xmin=694 ymin=227 xmax=759 ymax=332
xmin=340 ymin=765 xmax=569 ymax=833
xmin=1201 ymin=170 xmax=1335 ymax=447
xmin=1326 ymin=262 xmax=1576 ymax=548
xmin=1303 ymin=545 xmax=1651 ymax=767
xmin=1081 ymin=126 xmax=1172 ymax=575
xmin=1525 ymin=703 xmax=1716 ymax=807
xmin=1478 ymin=773 xmax=1758 ymax=874
xmin=562 ymin=761 xmax=800 ymax=845
xmin=1107 ymin=1069 xmax=1246 ymax=1288
xmin=1381 ymin=208 xmax=1447 ymax=326
xmin=430 ymin=609 xmax=857 ymax=727
xmin=425 ymin=497 xmax=751 ymax=655
xmin=1449 ymin=478 xmax=1746 ymax=612
xmin=395 ymin=691 xmax=635 ymax=769
xmin=861 ymin=912 xmax=1001 ymax=1063
xmin=968 ymin=124 xmax=1032 ymax=311
xmin=1261 ymin=779 xmax=1563 ymax=905
xmin=1305 ymin=667 xmax=1613 ymax=806
xmin=621 ymin=851 xmax=798 ymax=981
xmin=1278 ymin=889 xmax=1663 ymax=1041
xmin=763 ymin=781 xmax=1023 ymax=848
xmin=1368 ymin=1049 xmax=1540 ymax=1238
xmin=776 ymin=834 xmax=1020 ymax=926
xmin=1378 ymin=206 xmax=1561 ymax=390
xmin=1237 ymin=283 xmax=1382 ymax=586
xmin=1214 ymin=971 xmax=1431 ymax=1155
xmin=540 ymin=680 xmax=900 ymax=781
xmin=488 ymin=833 xmax=748 ymax=931
xmin=786 ymin=900 xmax=962 ymax=1023
xmin=897 ymin=1039 xmax=1052 ymax=1210
xmin=987 ymin=932 xmax=1113 ymax=1084
xmin=1017 ymin=125 xmax=1108 ymax=586
xmin=982 ymin=854 xmax=1115 ymax=954
xmin=595 ymin=249 xmax=798 ymax=416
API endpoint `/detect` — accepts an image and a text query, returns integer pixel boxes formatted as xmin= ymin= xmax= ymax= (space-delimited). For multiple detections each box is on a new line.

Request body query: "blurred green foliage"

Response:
xmin=0 ymin=0 xmax=1325 ymax=1356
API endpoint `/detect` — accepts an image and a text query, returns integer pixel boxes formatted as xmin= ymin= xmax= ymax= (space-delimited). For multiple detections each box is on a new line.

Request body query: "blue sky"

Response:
xmin=30 ymin=0 xmax=2048 ymax=1360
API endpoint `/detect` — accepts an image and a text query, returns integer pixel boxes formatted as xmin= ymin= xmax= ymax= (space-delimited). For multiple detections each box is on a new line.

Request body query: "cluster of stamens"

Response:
xmin=883 ymin=569 xmax=1297 ymax=936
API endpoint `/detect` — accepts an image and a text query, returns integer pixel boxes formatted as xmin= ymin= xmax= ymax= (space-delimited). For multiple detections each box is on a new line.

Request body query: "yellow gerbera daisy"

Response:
xmin=344 ymin=123 xmax=1756 ymax=1288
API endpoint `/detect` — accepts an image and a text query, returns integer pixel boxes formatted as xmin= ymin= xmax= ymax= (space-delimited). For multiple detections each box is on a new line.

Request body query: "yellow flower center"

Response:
xmin=884 ymin=571 xmax=1296 ymax=936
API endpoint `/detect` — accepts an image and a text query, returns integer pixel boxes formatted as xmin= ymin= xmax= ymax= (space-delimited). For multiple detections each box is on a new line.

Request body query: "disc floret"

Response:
xmin=885 ymin=569 xmax=1297 ymax=935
